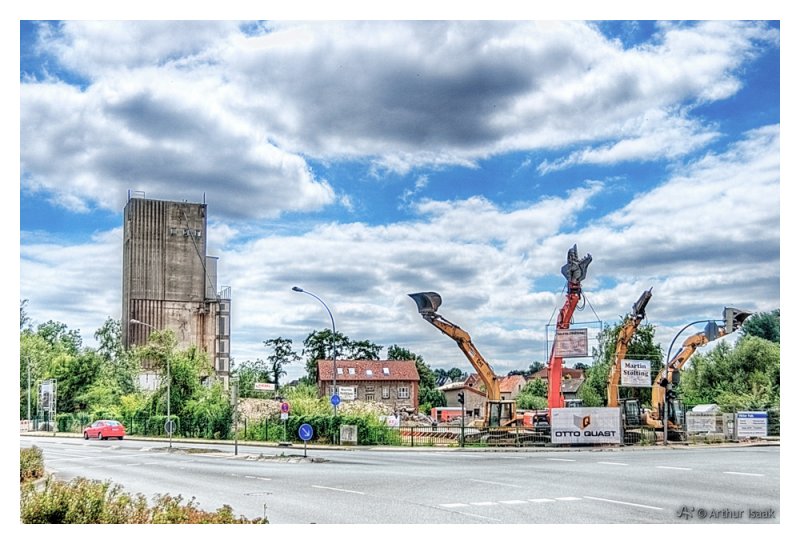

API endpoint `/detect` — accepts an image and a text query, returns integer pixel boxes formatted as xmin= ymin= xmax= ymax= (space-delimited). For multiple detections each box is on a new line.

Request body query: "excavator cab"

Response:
xmin=487 ymin=400 xmax=519 ymax=427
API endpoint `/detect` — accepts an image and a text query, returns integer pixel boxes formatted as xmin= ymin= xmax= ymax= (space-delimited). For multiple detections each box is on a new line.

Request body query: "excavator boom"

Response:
xmin=607 ymin=288 xmax=652 ymax=408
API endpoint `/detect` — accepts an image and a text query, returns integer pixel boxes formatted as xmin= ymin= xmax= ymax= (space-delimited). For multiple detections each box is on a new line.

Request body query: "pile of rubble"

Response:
xmin=235 ymin=397 xmax=434 ymax=425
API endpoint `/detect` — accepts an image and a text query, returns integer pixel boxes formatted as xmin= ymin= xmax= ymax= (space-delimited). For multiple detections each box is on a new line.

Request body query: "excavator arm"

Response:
xmin=607 ymin=288 xmax=652 ymax=408
xmin=408 ymin=292 xmax=501 ymax=400
xmin=547 ymin=245 xmax=592 ymax=411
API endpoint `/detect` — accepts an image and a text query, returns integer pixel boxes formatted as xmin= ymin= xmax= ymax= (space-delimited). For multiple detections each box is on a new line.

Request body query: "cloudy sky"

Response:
xmin=18 ymin=17 xmax=782 ymax=383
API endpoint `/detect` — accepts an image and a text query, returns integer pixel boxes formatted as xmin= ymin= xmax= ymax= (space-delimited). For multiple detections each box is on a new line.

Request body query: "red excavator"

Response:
xmin=546 ymin=245 xmax=592 ymax=415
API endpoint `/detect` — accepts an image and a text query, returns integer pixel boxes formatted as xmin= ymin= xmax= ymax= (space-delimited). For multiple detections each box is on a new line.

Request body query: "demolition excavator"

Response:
xmin=641 ymin=307 xmax=752 ymax=439
xmin=547 ymin=245 xmax=593 ymax=413
xmin=607 ymin=288 xmax=653 ymax=409
xmin=408 ymin=291 xmax=521 ymax=428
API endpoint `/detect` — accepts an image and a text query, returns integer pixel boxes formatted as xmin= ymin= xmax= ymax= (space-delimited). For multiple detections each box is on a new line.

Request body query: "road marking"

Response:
xmin=499 ymin=500 xmax=529 ymax=505
xmin=547 ymin=458 xmax=576 ymax=462
xmin=597 ymin=461 xmax=628 ymax=466
xmin=723 ymin=471 xmax=764 ymax=477
xmin=528 ymin=498 xmax=556 ymax=503
xmin=471 ymin=501 xmax=497 ymax=506
xmin=312 ymin=485 xmax=365 ymax=495
xmin=584 ymin=496 xmax=663 ymax=510
xmin=555 ymin=497 xmax=581 ymax=501
xmin=656 ymin=466 xmax=691 ymax=471
xmin=470 ymin=479 xmax=523 ymax=488
xmin=245 ymin=476 xmax=272 ymax=481
xmin=441 ymin=503 xmax=469 ymax=508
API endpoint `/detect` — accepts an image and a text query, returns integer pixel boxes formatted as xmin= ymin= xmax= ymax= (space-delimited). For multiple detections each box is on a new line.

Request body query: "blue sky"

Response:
xmin=17 ymin=16 xmax=783 ymax=383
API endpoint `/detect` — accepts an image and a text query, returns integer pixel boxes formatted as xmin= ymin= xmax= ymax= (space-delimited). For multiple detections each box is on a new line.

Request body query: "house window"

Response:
xmin=348 ymin=368 xmax=356 ymax=375
xmin=398 ymin=386 xmax=409 ymax=399
xmin=382 ymin=386 xmax=390 ymax=399
xmin=365 ymin=393 xmax=375 ymax=402
xmin=366 ymin=369 xmax=373 ymax=377
xmin=383 ymin=367 xmax=390 ymax=376
xmin=337 ymin=368 xmax=343 ymax=375
xmin=365 ymin=386 xmax=375 ymax=394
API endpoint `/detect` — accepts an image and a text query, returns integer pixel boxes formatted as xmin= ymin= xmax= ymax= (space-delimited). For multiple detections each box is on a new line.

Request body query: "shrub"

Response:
xmin=20 ymin=477 xmax=266 ymax=524
xmin=20 ymin=446 xmax=44 ymax=483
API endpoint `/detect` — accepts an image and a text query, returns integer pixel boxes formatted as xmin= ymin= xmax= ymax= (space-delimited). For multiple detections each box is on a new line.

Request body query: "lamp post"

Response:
xmin=661 ymin=319 xmax=717 ymax=445
xmin=130 ymin=319 xmax=172 ymax=449
xmin=292 ymin=287 xmax=337 ymax=416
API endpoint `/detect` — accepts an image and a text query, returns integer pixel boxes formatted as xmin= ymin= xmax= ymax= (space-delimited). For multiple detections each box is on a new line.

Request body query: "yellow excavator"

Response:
xmin=409 ymin=292 xmax=522 ymax=428
xmin=641 ymin=307 xmax=751 ymax=439
xmin=607 ymin=288 xmax=653 ymax=426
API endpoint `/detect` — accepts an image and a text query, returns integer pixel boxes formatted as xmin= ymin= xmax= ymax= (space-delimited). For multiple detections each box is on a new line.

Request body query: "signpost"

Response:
xmin=331 ymin=394 xmax=341 ymax=407
xmin=280 ymin=401 xmax=290 ymax=442
xmin=254 ymin=382 xmax=276 ymax=391
xmin=298 ymin=423 xmax=314 ymax=457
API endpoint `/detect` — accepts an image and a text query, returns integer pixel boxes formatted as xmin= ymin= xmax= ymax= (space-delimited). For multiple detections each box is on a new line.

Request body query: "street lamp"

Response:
xmin=661 ymin=319 xmax=718 ymax=445
xmin=130 ymin=319 xmax=172 ymax=449
xmin=292 ymin=286 xmax=338 ymax=416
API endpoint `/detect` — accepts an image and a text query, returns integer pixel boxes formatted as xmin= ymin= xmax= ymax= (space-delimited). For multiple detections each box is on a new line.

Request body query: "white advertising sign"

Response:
xmin=338 ymin=386 xmax=356 ymax=401
xmin=736 ymin=411 xmax=768 ymax=438
xmin=551 ymin=407 xmax=622 ymax=445
xmin=621 ymin=359 xmax=651 ymax=387
xmin=554 ymin=329 xmax=589 ymax=358
xmin=254 ymin=382 xmax=276 ymax=391
xmin=687 ymin=413 xmax=718 ymax=433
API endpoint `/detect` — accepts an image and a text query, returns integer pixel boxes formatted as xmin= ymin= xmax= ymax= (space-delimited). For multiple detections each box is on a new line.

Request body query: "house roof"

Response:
xmin=499 ymin=374 xmax=526 ymax=392
xmin=561 ymin=376 xmax=585 ymax=394
xmin=317 ymin=360 xmax=420 ymax=382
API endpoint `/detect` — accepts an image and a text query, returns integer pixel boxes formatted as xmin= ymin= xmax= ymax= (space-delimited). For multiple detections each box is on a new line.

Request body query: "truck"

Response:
xmin=409 ymin=291 xmax=522 ymax=428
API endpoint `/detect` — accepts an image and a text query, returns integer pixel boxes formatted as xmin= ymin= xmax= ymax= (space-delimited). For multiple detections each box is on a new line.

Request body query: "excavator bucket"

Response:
xmin=724 ymin=307 xmax=753 ymax=334
xmin=632 ymin=288 xmax=653 ymax=318
xmin=408 ymin=292 xmax=442 ymax=315
xmin=561 ymin=244 xmax=592 ymax=284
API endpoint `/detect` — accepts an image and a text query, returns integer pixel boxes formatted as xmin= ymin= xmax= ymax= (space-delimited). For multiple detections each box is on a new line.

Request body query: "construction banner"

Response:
xmin=621 ymin=359 xmax=651 ymax=387
xmin=551 ymin=407 xmax=622 ymax=445
xmin=554 ymin=329 xmax=588 ymax=357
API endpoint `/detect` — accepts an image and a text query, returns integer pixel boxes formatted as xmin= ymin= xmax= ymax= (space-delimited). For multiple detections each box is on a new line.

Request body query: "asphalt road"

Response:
xmin=20 ymin=435 xmax=780 ymax=524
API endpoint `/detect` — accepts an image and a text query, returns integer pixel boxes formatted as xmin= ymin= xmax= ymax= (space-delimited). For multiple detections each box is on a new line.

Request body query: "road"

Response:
xmin=20 ymin=436 xmax=779 ymax=524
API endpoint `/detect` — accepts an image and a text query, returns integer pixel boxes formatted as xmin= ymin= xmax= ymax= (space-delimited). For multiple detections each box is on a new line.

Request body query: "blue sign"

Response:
xmin=298 ymin=423 xmax=314 ymax=441
xmin=331 ymin=394 xmax=341 ymax=406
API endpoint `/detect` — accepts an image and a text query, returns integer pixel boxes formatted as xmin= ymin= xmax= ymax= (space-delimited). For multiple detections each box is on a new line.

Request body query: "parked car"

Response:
xmin=83 ymin=419 xmax=126 ymax=440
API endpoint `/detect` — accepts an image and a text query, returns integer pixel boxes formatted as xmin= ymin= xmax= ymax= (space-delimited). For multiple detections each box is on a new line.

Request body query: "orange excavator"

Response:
xmin=607 ymin=288 xmax=653 ymax=408
xmin=409 ymin=291 xmax=521 ymax=428
xmin=547 ymin=245 xmax=592 ymax=413
xmin=642 ymin=307 xmax=752 ymax=438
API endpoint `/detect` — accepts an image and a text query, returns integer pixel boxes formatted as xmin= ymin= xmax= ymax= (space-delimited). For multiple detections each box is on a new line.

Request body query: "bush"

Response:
xmin=20 ymin=477 xmax=266 ymax=524
xmin=20 ymin=446 xmax=44 ymax=483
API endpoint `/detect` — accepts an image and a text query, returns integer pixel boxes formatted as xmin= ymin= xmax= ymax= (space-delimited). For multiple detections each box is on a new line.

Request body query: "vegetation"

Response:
xmin=21 ymin=477 xmax=265 ymax=523
xmin=515 ymin=378 xmax=547 ymax=410
xmin=20 ymin=446 xmax=44 ymax=483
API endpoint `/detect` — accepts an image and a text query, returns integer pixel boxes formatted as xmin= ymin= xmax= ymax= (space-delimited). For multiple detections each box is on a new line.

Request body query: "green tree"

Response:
xmin=20 ymin=299 xmax=32 ymax=331
xmin=232 ymin=359 xmax=272 ymax=398
xmin=741 ymin=309 xmax=779 ymax=344
xmin=347 ymin=339 xmax=383 ymax=360
xmin=515 ymin=378 xmax=548 ymax=410
xmin=301 ymin=329 xmax=351 ymax=383
xmin=263 ymin=337 xmax=300 ymax=390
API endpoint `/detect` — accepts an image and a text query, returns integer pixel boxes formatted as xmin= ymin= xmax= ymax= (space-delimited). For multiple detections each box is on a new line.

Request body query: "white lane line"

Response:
xmin=470 ymin=479 xmax=524 ymax=488
xmin=597 ymin=461 xmax=629 ymax=466
xmin=471 ymin=502 xmax=497 ymax=506
xmin=723 ymin=471 xmax=764 ymax=477
xmin=656 ymin=466 xmax=691 ymax=471
xmin=312 ymin=485 xmax=365 ymax=495
xmin=441 ymin=503 xmax=469 ymax=508
xmin=547 ymin=458 xmax=576 ymax=462
xmin=499 ymin=500 xmax=529 ymax=505
xmin=245 ymin=476 xmax=272 ymax=481
xmin=555 ymin=497 xmax=581 ymax=501
xmin=528 ymin=498 xmax=556 ymax=503
xmin=584 ymin=496 xmax=663 ymax=511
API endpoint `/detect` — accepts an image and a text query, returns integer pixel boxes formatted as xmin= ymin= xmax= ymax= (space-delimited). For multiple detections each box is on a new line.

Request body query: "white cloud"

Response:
xmin=20 ymin=20 xmax=777 ymax=220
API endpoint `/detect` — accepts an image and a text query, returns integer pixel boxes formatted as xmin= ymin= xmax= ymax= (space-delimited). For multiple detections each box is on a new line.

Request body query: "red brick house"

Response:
xmin=317 ymin=359 xmax=421 ymax=411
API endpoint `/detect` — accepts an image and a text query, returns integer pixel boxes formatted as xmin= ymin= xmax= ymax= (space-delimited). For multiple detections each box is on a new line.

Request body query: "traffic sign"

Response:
xmin=331 ymin=394 xmax=340 ymax=406
xmin=298 ymin=423 xmax=314 ymax=441
xmin=254 ymin=382 xmax=276 ymax=391
xmin=164 ymin=420 xmax=176 ymax=434
xmin=280 ymin=402 xmax=290 ymax=413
